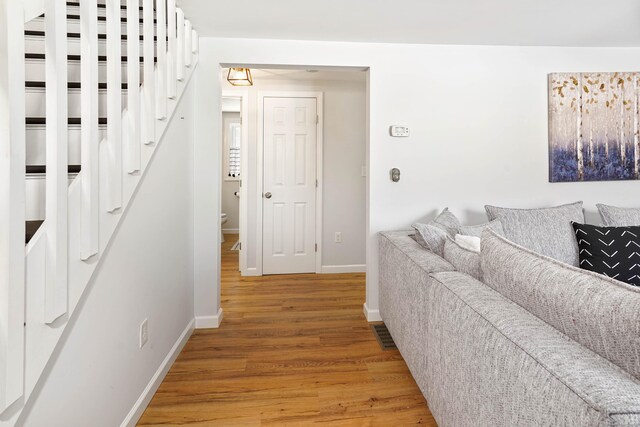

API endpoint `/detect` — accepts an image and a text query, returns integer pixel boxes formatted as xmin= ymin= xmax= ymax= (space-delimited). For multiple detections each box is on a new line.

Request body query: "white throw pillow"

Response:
xmin=454 ymin=234 xmax=481 ymax=253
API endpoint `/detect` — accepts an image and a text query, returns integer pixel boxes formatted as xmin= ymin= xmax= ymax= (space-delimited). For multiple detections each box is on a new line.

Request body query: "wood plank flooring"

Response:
xmin=138 ymin=234 xmax=436 ymax=426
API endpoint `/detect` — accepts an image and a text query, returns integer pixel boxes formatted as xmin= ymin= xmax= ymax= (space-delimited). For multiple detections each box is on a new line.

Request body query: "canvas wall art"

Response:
xmin=548 ymin=72 xmax=640 ymax=182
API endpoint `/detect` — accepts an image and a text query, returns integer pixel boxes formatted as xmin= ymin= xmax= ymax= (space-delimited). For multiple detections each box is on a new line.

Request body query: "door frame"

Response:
xmin=221 ymin=90 xmax=249 ymax=275
xmin=255 ymin=91 xmax=324 ymax=275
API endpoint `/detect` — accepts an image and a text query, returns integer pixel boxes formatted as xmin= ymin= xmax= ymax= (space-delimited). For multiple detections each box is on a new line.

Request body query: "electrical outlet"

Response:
xmin=139 ymin=319 xmax=148 ymax=349
xmin=335 ymin=232 xmax=342 ymax=243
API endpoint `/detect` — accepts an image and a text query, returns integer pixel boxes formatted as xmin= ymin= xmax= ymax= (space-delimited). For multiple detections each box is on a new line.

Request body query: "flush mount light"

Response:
xmin=227 ymin=68 xmax=253 ymax=86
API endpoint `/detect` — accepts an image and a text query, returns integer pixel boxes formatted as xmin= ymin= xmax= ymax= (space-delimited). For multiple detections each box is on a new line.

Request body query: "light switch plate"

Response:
xmin=389 ymin=125 xmax=410 ymax=137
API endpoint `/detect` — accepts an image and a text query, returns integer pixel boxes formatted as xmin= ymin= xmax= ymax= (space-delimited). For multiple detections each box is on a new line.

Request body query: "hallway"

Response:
xmin=138 ymin=235 xmax=435 ymax=425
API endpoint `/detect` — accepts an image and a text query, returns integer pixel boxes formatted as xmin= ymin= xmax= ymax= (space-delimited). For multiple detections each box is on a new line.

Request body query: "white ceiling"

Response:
xmin=180 ymin=0 xmax=640 ymax=47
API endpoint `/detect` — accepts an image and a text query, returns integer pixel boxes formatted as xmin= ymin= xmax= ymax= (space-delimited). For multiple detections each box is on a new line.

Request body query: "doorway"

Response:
xmin=221 ymin=67 xmax=367 ymax=278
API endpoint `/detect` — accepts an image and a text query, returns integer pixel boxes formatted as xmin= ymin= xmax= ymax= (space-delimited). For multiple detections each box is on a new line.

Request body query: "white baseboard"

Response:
xmin=222 ymin=228 xmax=239 ymax=233
xmin=121 ymin=318 xmax=195 ymax=427
xmin=242 ymin=267 xmax=261 ymax=277
xmin=363 ymin=303 xmax=382 ymax=322
xmin=320 ymin=264 xmax=366 ymax=274
xmin=195 ymin=308 xmax=224 ymax=329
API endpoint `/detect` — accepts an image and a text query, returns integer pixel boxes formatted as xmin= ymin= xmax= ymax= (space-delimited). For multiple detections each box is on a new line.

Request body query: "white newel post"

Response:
xmin=167 ymin=0 xmax=177 ymax=99
xmin=106 ymin=0 xmax=123 ymax=211
xmin=126 ymin=0 xmax=141 ymax=173
xmin=176 ymin=8 xmax=185 ymax=81
xmin=44 ymin=0 xmax=69 ymax=323
xmin=184 ymin=19 xmax=192 ymax=67
xmin=80 ymin=0 xmax=100 ymax=259
xmin=142 ymin=0 xmax=155 ymax=144
xmin=155 ymin=0 xmax=167 ymax=120
xmin=0 ymin=0 xmax=26 ymax=412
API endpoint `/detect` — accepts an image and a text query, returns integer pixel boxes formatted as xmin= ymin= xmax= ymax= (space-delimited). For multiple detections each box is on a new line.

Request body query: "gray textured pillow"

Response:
xmin=459 ymin=219 xmax=504 ymax=237
xmin=481 ymin=229 xmax=640 ymax=382
xmin=412 ymin=208 xmax=461 ymax=256
xmin=485 ymin=201 xmax=584 ymax=266
xmin=443 ymin=237 xmax=482 ymax=280
xmin=597 ymin=204 xmax=640 ymax=226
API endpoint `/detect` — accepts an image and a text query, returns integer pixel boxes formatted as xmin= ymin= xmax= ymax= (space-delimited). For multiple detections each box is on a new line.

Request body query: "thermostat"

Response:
xmin=389 ymin=125 xmax=410 ymax=137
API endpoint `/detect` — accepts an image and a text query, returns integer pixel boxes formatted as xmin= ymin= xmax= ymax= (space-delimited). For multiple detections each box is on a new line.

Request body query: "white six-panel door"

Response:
xmin=263 ymin=97 xmax=317 ymax=274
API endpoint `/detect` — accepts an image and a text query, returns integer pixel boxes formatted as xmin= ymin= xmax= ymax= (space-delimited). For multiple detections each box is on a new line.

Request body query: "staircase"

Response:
xmin=0 ymin=0 xmax=198 ymax=424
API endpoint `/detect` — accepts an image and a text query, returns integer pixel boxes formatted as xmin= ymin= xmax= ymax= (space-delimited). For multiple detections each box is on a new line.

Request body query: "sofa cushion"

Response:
xmin=481 ymin=229 xmax=640 ymax=381
xmin=444 ymin=237 xmax=482 ymax=280
xmin=485 ymin=201 xmax=584 ymax=266
xmin=412 ymin=208 xmax=461 ymax=256
xmin=597 ymin=204 xmax=640 ymax=227
xmin=572 ymin=222 xmax=640 ymax=287
xmin=459 ymin=219 xmax=504 ymax=237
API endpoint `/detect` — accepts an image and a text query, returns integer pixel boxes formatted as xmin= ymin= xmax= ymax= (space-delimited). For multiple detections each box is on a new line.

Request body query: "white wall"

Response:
xmin=221 ymin=111 xmax=240 ymax=232
xmin=193 ymin=38 xmax=640 ymax=322
xmin=223 ymin=73 xmax=367 ymax=270
xmin=18 ymin=82 xmax=195 ymax=426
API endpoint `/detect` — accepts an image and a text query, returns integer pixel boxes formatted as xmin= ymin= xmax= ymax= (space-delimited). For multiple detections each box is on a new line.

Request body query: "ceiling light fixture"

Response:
xmin=227 ymin=68 xmax=253 ymax=86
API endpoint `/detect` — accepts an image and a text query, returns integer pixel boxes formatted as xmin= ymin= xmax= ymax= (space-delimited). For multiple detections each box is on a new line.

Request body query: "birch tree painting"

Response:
xmin=549 ymin=72 xmax=640 ymax=182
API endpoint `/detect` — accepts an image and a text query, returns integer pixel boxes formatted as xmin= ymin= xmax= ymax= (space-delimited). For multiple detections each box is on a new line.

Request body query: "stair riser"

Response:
xmin=26 ymin=17 xmax=143 ymax=35
xmin=25 ymin=125 xmax=106 ymax=166
xmin=25 ymin=88 xmax=127 ymax=118
xmin=25 ymin=36 xmax=155 ymax=56
xmin=26 ymin=176 xmax=76 ymax=221
xmin=25 ymin=59 xmax=144 ymax=83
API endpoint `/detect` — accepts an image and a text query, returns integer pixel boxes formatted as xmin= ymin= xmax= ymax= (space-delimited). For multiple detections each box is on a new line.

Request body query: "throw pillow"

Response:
xmin=597 ymin=204 xmax=640 ymax=227
xmin=412 ymin=208 xmax=461 ymax=256
xmin=454 ymin=234 xmax=481 ymax=252
xmin=572 ymin=222 xmax=640 ymax=287
xmin=485 ymin=201 xmax=584 ymax=266
xmin=459 ymin=219 xmax=504 ymax=237
xmin=443 ymin=237 xmax=482 ymax=281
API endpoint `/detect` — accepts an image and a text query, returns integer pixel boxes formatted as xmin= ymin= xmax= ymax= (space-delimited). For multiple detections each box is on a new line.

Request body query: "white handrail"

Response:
xmin=44 ymin=0 xmax=69 ymax=324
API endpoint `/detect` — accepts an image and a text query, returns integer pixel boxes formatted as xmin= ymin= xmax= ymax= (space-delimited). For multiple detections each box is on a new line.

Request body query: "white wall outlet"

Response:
xmin=139 ymin=318 xmax=149 ymax=349
xmin=361 ymin=166 xmax=367 ymax=177
xmin=335 ymin=232 xmax=342 ymax=243
xmin=389 ymin=125 xmax=410 ymax=137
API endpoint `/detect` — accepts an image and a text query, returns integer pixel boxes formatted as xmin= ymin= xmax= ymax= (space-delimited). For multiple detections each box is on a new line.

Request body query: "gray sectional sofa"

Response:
xmin=379 ymin=228 xmax=640 ymax=426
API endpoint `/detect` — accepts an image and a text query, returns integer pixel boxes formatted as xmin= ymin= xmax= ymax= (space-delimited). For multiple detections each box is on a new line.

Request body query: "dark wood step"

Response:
xmin=66 ymin=1 xmax=145 ymax=11
xmin=26 ymin=165 xmax=82 ymax=174
xmin=24 ymin=30 xmax=162 ymax=42
xmin=26 ymin=117 xmax=107 ymax=126
xmin=25 ymin=81 xmax=128 ymax=90
xmin=26 ymin=220 xmax=44 ymax=244
xmin=25 ymin=53 xmax=157 ymax=63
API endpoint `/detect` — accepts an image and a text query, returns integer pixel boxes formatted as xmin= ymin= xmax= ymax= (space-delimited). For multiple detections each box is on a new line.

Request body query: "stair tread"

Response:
xmin=26 ymin=117 xmax=107 ymax=125
xmin=25 ymin=81 xmax=129 ymax=90
xmin=24 ymin=30 xmax=164 ymax=42
xmin=26 ymin=165 xmax=82 ymax=174
xmin=25 ymin=220 xmax=44 ymax=244
xmin=24 ymin=53 xmax=157 ymax=63
xmin=66 ymin=1 xmax=145 ymax=11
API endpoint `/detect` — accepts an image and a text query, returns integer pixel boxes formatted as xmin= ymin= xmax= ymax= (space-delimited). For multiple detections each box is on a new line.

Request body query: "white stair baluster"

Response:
xmin=167 ymin=0 xmax=177 ymax=99
xmin=0 ymin=0 xmax=26 ymax=412
xmin=176 ymin=8 xmax=184 ymax=81
xmin=142 ymin=0 xmax=155 ymax=144
xmin=192 ymin=29 xmax=199 ymax=54
xmin=126 ymin=0 xmax=141 ymax=173
xmin=80 ymin=0 xmax=100 ymax=259
xmin=156 ymin=0 xmax=167 ymax=119
xmin=105 ymin=0 xmax=123 ymax=211
xmin=184 ymin=19 xmax=192 ymax=67
xmin=44 ymin=0 xmax=69 ymax=323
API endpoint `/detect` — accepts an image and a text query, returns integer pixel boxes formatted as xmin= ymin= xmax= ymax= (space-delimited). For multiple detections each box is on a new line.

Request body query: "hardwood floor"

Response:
xmin=138 ymin=234 xmax=436 ymax=426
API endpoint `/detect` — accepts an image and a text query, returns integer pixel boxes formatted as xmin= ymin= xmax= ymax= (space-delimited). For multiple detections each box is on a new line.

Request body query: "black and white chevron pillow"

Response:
xmin=572 ymin=222 xmax=640 ymax=287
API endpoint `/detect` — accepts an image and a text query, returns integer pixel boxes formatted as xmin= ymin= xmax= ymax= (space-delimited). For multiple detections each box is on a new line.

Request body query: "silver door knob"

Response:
xmin=264 ymin=192 xmax=272 ymax=199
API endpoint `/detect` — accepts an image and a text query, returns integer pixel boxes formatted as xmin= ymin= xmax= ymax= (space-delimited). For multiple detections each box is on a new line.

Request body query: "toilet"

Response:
xmin=221 ymin=213 xmax=228 ymax=243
